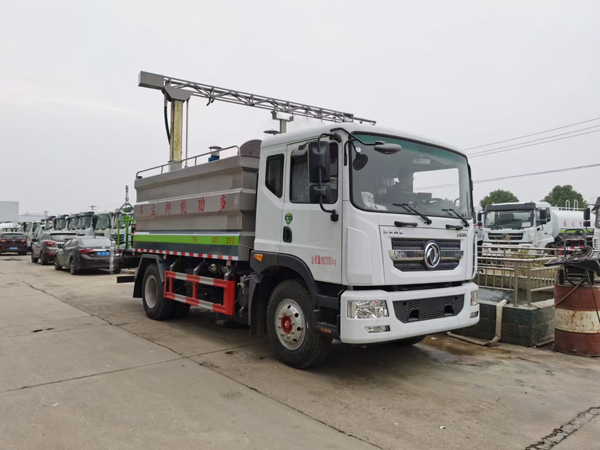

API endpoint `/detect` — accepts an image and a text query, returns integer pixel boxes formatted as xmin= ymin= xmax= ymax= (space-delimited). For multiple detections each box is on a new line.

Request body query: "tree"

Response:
xmin=542 ymin=185 xmax=586 ymax=208
xmin=480 ymin=189 xmax=519 ymax=208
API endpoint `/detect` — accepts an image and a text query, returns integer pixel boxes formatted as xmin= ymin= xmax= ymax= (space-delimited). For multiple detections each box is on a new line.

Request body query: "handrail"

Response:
xmin=477 ymin=253 xmax=559 ymax=306
xmin=136 ymin=145 xmax=240 ymax=178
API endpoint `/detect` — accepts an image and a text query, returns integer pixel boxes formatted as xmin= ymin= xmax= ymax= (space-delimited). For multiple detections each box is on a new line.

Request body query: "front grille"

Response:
xmin=390 ymin=238 xmax=462 ymax=271
xmin=488 ymin=232 xmax=524 ymax=242
xmin=391 ymin=239 xmax=460 ymax=250
xmin=393 ymin=295 xmax=464 ymax=323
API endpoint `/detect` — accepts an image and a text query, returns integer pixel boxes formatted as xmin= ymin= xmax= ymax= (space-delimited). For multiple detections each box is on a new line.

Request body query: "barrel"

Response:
xmin=554 ymin=284 xmax=600 ymax=356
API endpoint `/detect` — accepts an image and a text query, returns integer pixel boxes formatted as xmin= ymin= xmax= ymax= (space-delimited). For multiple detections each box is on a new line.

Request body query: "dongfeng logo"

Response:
xmin=423 ymin=241 xmax=441 ymax=269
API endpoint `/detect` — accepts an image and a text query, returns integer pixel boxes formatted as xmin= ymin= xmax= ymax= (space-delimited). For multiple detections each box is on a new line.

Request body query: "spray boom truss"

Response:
xmin=138 ymin=71 xmax=376 ymax=125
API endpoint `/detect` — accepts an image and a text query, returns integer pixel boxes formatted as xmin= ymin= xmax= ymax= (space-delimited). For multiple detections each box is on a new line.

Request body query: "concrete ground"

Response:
xmin=0 ymin=255 xmax=599 ymax=450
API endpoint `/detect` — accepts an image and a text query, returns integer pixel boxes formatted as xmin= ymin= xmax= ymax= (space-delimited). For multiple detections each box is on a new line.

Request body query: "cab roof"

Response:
xmin=261 ymin=122 xmax=465 ymax=155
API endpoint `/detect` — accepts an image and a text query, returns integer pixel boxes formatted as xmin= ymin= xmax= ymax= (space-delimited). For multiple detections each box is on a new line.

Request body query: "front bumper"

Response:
xmin=339 ymin=282 xmax=479 ymax=344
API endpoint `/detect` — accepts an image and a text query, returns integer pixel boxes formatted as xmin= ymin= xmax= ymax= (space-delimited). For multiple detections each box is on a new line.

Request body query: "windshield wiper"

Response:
xmin=443 ymin=208 xmax=469 ymax=227
xmin=394 ymin=203 xmax=432 ymax=225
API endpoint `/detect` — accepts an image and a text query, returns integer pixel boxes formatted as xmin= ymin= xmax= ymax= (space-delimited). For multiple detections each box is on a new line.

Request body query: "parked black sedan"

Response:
xmin=31 ymin=231 xmax=77 ymax=265
xmin=0 ymin=233 xmax=27 ymax=255
xmin=54 ymin=236 xmax=112 ymax=274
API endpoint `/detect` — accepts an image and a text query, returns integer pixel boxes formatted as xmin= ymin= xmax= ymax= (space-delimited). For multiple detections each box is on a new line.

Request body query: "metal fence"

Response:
xmin=476 ymin=246 xmax=559 ymax=306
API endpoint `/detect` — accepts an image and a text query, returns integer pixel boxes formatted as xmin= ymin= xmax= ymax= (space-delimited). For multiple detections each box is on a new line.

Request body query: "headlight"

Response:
xmin=347 ymin=300 xmax=389 ymax=319
xmin=470 ymin=291 xmax=478 ymax=306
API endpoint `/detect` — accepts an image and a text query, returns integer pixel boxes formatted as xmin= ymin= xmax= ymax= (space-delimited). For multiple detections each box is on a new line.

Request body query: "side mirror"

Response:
xmin=476 ymin=212 xmax=483 ymax=226
xmin=353 ymin=153 xmax=368 ymax=171
xmin=308 ymin=141 xmax=331 ymax=183
xmin=584 ymin=208 xmax=591 ymax=228
xmin=309 ymin=184 xmax=333 ymax=204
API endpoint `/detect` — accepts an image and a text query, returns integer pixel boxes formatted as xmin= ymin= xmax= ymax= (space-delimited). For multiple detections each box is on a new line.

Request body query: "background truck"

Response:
xmin=480 ymin=201 xmax=591 ymax=250
xmin=75 ymin=211 xmax=95 ymax=236
xmin=129 ymin=72 xmax=479 ymax=368
xmin=54 ymin=214 xmax=69 ymax=231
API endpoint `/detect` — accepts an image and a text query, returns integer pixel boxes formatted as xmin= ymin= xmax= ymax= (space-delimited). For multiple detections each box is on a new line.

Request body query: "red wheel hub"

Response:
xmin=281 ymin=315 xmax=292 ymax=335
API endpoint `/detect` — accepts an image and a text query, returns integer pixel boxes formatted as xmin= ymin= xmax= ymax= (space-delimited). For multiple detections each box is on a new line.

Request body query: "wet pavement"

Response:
xmin=1 ymin=255 xmax=599 ymax=449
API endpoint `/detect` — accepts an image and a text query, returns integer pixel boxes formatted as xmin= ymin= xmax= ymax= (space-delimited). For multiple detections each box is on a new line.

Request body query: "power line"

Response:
xmin=464 ymin=116 xmax=600 ymax=150
xmin=422 ymin=162 xmax=600 ymax=189
xmin=476 ymin=163 xmax=600 ymax=184
xmin=469 ymin=129 xmax=600 ymax=159
xmin=468 ymin=124 xmax=600 ymax=156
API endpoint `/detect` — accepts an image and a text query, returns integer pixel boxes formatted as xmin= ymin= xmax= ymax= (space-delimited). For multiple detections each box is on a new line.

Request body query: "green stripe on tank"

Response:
xmin=133 ymin=234 xmax=239 ymax=245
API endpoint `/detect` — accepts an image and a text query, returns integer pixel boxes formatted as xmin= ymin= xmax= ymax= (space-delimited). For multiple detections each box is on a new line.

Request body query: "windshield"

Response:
xmin=350 ymin=134 xmax=472 ymax=219
xmin=79 ymin=216 xmax=92 ymax=229
xmin=69 ymin=218 xmax=78 ymax=230
xmin=95 ymin=214 xmax=111 ymax=230
xmin=484 ymin=209 xmax=535 ymax=229
xmin=1 ymin=233 xmax=24 ymax=238
xmin=55 ymin=218 xmax=67 ymax=230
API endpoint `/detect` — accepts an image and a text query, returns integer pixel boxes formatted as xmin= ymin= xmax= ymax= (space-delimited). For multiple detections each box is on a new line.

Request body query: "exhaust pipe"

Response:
xmin=447 ymin=299 xmax=508 ymax=347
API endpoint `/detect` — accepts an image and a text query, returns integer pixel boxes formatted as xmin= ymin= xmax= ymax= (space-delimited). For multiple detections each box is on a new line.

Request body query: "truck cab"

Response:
xmin=76 ymin=211 xmax=95 ymax=236
xmin=482 ymin=202 xmax=552 ymax=248
xmin=54 ymin=214 xmax=69 ymax=231
xmin=482 ymin=201 xmax=588 ymax=250
xmin=252 ymin=124 xmax=478 ymax=346
xmin=92 ymin=210 xmax=114 ymax=238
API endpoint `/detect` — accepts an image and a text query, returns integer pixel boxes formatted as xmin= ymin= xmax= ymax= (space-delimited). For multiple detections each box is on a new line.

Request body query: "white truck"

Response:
xmin=129 ymin=72 xmax=479 ymax=368
xmin=480 ymin=201 xmax=589 ymax=249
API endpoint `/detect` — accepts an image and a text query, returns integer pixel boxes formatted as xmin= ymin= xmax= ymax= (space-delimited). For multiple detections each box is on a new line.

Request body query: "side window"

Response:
xmin=546 ymin=208 xmax=551 ymax=222
xmin=290 ymin=142 xmax=338 ymax=204
xmin=265 ymin=154 xmax=284 ymax=198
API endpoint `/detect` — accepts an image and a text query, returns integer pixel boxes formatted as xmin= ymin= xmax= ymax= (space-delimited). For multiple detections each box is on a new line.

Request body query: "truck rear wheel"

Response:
xmin=142 ymin=264 xmax=173 ymax=320
xmin=267 ymin=279 xmax=332 ymax=369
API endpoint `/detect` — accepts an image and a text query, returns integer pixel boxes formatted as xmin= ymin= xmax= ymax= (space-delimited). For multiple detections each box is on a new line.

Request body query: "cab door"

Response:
xmin=279 ymin=139 xmax=342 ymax=284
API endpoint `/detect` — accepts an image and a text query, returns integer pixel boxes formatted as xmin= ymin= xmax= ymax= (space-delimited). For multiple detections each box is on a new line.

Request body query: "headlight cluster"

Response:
xmin=347 ymin=300 xmax=389 ymax=319
xmin=470 ymin=290 xmax=478 ymax=306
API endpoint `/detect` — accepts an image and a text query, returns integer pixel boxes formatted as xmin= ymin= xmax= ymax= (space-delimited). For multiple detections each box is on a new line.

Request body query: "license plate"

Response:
xmin=10 ymin=247 xmax=17 ymax=250
xmin=97 ymin=251 xmax=109 ymax=256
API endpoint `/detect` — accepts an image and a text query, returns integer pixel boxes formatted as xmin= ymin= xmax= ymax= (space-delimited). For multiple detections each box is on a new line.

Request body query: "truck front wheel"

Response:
xmin=266 ymin=280 xmax=332 ymax=369
xmin=142 ymin=264 xmax=173 ymax=320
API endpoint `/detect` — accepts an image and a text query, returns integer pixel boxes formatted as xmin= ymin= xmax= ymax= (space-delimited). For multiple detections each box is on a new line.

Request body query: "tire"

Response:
xmin=142 ymin=264 xmax=173 ymax=320
xmin=54 ymin=259 xmax=62 ymax=270
xmin=40 ymin=251 xmax=48 ymax=266
xmin=171 ymin=302 xmax=191 ymax=319
xmin=31 ymin=251 xmax=38 ymax=264
xmin=266 ymin=279 xmax=332 ymax=369
xmin=392 ymin=335 xmax=426 ymax=346
xmin=69 ymin=258 xmax=79 ymax=275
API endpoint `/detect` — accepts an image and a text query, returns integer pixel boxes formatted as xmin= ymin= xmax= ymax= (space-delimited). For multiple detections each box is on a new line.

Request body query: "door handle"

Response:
xmin=283 ymin=226 xmax=292 ymax=243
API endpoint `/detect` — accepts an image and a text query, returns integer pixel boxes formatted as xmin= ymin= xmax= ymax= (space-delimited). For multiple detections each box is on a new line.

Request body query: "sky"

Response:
xmin=1 ymin=0 xmax=599 ymax=215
